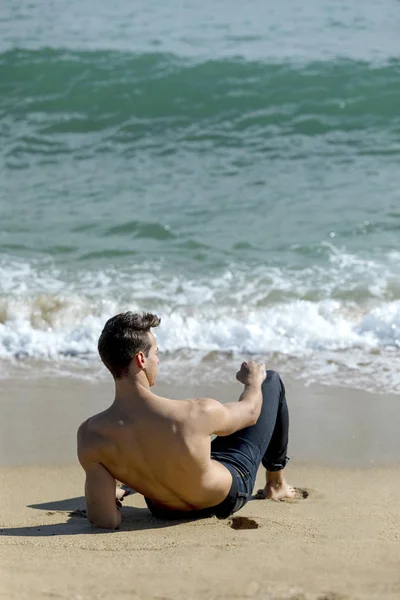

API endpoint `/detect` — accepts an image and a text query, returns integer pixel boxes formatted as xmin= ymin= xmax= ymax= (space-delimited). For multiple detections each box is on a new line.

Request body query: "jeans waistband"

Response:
xmin=211 ymin=452 xmax=252 ymax=481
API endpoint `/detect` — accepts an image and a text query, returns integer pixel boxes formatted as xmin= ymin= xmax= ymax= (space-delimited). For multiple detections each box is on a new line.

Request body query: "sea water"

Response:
xmin=1 ymin=0 xmax=400 ymax=392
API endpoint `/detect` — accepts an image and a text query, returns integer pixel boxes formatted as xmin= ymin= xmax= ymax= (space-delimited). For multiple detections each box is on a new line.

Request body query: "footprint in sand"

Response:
xmin=317 ymin=594 xmax=350 ymax=600
xmin=229 ymin=516 xmax=259 ymax=530
xmin=254 ymin=487 xmax=309 ymax=501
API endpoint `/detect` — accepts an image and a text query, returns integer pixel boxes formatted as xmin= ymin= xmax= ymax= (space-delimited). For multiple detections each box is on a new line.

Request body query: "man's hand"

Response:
xmin=115 ymin=485 xmax=133 ymax=509
xmin=236 ymin=361 xmax=266 ymax=386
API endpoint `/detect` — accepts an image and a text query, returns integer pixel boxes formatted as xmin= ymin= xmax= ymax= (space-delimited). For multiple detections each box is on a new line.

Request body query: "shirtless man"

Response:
xmin=77 ymin=312 xmax=295 ymax=529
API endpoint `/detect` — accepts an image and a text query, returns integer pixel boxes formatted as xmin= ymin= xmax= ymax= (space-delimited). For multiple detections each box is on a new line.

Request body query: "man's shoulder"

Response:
xmin=77 ymin=417 xmax=104 ymax=465
xmin=77 ymin=418 xmax=88 ymax=443
xmin=77 ymin=407 xmax=109 ymax=438
xmin=77 ymin=419 xmax=91 ymax=462
xmin=77 ymin=415 xmax=97 ymax=442
xmin=183 ymin=397 xmax=224 ymax=425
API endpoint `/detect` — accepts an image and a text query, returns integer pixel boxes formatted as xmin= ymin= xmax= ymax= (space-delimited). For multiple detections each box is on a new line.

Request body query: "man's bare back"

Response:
xmin=78 ymin=387 xmax=236 ymax=522
xmin=78 ymin=312 xmax=293 ymax=529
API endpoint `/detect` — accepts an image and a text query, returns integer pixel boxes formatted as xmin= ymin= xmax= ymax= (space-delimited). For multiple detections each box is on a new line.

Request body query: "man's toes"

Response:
xmin=270 ymin=495 xmax=282 ymax=503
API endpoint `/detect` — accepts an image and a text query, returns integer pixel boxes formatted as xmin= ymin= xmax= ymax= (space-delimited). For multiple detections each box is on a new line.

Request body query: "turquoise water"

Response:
xmin=1 ymin=1 xmax=400 ymax=391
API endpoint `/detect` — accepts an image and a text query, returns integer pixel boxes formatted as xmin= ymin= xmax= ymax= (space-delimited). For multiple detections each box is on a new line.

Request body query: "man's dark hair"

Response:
xmin=98 ymin=312 xmax=161 ymax=379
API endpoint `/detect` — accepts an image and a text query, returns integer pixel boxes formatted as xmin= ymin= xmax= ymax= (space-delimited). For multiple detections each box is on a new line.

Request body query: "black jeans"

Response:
xmin=145 ymin=370 xmax=290 ymax=520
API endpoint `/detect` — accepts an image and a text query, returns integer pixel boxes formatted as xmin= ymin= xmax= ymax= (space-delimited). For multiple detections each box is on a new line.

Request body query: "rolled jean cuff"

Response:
xmin=262 ymin=456 xmax=290 ymax=472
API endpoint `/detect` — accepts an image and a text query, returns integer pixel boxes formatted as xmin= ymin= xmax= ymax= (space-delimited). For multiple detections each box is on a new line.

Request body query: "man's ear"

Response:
xmin=135 ymin=351 xmax=145 ymax=369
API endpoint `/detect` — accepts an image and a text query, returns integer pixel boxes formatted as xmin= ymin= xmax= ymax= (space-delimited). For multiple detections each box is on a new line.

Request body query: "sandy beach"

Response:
xmin=1 ymin=374 xmax=400 ymax=600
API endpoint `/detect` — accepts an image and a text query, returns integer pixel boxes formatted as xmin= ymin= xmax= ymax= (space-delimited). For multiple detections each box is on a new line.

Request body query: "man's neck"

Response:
xmin=113 ymin=373 xmax=151 ymax=407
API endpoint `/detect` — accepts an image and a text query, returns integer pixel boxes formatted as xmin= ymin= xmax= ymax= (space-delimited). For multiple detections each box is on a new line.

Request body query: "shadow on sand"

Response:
xmin=0 ymin=495 xmax=193 ymax=537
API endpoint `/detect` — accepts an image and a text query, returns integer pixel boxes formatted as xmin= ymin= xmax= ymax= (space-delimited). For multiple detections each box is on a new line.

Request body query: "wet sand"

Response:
xmin=1 ymin=374 xmax=400 ymax=599
xmin=1 ymin=373 xmax=399 ymax=467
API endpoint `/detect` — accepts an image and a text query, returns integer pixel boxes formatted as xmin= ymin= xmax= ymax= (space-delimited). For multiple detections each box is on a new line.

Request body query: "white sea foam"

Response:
xmin=0 ymin=254 xmax=399 ymax=392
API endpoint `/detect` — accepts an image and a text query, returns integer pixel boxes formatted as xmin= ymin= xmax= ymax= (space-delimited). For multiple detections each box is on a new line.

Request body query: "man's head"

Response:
xmin=98 ymin=312 xmax=161 ymax=386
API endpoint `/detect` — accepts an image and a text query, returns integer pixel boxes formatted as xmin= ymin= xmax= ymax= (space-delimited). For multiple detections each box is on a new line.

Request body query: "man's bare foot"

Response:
xmin=255 ymin=470 xmax=296 ymax=502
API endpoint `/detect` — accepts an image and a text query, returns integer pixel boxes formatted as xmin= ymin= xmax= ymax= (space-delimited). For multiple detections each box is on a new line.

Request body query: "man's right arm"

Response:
xmin=81 ymin=460 xmax=121 ymax=529
xmin=77 ymin=423 xmax=121 ymax=529
xmin=197 ymin=362 xmax=266 ymax=436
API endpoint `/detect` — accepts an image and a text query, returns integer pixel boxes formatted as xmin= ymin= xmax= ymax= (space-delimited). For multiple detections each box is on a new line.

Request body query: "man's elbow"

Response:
xmin=91 ymin=517 xmax=120 ymax=530
xmin=248 ymin=407 xmax=260 ymax=427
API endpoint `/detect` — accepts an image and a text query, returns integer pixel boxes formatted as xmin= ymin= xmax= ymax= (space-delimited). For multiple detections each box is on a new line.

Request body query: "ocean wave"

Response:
xmin=1 ymin=50 xmax=399 ymax=154
xmin=0 ymin=252 xmax=399 ymax=392
xmin=1 ymin=294 xmax=399 ymax=359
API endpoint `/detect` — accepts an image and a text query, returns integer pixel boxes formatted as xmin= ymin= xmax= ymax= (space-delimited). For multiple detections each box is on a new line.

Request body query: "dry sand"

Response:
xmin=1 ymin=374 xmax=400 ymax=599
